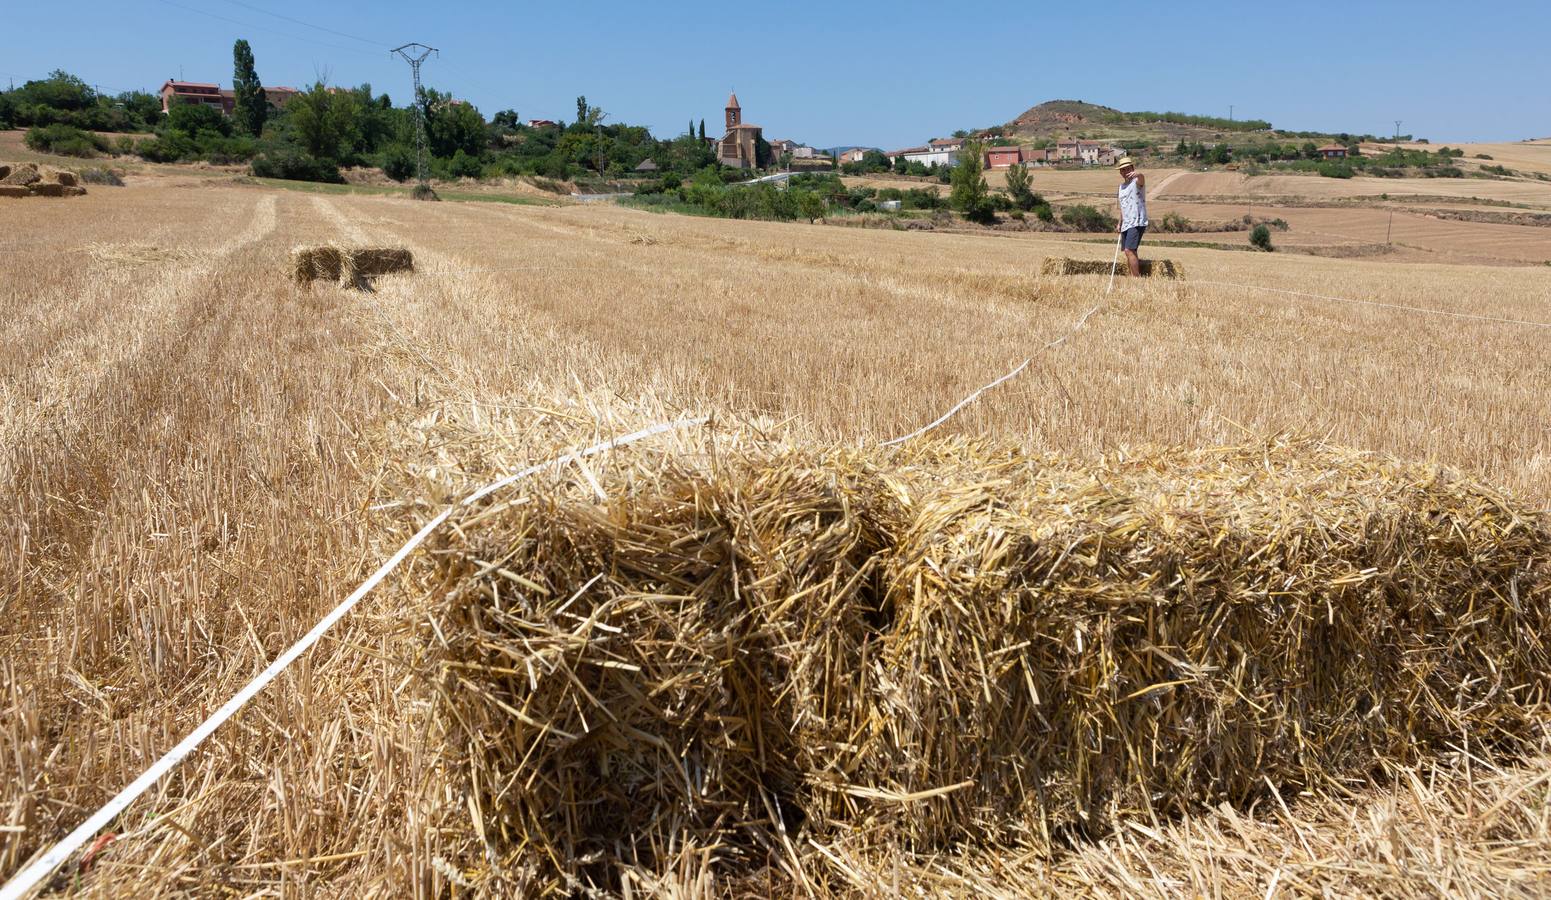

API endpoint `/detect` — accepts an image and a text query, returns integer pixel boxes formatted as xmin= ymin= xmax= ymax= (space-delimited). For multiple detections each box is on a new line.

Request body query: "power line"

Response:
xmin=216 ymin=0 xmax=388 ymax=49
xmin=150 ymin=0 xmax=383 ymax=59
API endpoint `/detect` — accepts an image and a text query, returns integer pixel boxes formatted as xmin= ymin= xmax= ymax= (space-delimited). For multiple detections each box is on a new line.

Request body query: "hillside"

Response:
xmin=1000 ymin=99 xmax=1304 ymax=146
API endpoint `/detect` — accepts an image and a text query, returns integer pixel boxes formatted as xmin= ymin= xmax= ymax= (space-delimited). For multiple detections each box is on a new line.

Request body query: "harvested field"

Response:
xmin=3 ymin=180 xmax=1551 ymax=897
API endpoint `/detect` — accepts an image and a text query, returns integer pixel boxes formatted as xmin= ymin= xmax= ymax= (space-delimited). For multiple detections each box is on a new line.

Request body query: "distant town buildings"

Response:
xmin=883 ymin=137 xmax=1123 ymax=170
xmin=717 ymin=91 xmax=764 ymax=169
xmin=158 ymin=80 xmax=298 ymax=115
xmin=528 ymin=118 xmax=559 ymax=128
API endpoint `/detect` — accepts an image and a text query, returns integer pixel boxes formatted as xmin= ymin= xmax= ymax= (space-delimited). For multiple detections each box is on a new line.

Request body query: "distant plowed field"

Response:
xmin=4 ymin=181 xmax=1551 ymax=896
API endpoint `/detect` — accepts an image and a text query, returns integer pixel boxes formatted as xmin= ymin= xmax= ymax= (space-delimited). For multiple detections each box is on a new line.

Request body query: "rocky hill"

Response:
xmin=996 ymin=100 xmax=1286 ymax=146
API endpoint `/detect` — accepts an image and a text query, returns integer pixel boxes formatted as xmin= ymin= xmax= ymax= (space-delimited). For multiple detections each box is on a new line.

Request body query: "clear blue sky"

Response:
xmin=5 ymin=1 xmax=1547 ymax=147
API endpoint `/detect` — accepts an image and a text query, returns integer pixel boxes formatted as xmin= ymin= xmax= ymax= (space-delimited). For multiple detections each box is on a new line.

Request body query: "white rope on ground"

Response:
xmin=1191 ymin=279 xmax=1551 ymax=329
xmin=0 ymin=417 xmax=707 ymax=900
xmin=881 ymin=303 xmax=1103 ymax=447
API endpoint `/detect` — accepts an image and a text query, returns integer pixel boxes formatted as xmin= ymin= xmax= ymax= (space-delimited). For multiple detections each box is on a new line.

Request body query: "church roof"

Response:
xmin=727 ymin=91 xmax=740 ymax=109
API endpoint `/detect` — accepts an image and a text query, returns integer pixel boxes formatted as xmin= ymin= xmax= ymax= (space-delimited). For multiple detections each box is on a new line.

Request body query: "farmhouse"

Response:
xmin=984 ymin=146 xmax=1023 ymax=169
xmin=768 ymin=138 xmax=798 ymax=155
xmin=717 ymin=91 xmax=764 ymax=169
xmin=840 ymin=148 xmax=880 ymax=164
xmin=529 ymin=119 xmax=559 ymax=128
xmin=1318 ymin=143 xmax=1349 ymax=159
xmin=158 ymin=80 xmax=299 ymax=115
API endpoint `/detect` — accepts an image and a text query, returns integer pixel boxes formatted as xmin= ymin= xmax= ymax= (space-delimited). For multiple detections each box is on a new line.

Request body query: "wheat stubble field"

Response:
xmin=3 ymin=180 xmax=1551 ymax=897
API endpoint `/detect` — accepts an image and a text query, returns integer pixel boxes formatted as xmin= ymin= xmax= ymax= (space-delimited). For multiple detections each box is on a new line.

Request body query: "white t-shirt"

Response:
xmin=1118 ymin=176 xmax=1148 ymax=230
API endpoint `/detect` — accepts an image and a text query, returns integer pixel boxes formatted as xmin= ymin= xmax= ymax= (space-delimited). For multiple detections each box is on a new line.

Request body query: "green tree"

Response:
xmin=755 ymin=133 xmax=773 ymax=169
xmin=1004 ymin=162 xmax=1036 ymax=210
xmin=698 ymin=119 xmax=706 ymax=141
xmin=420 ymin=89 xmax=486 ymax=158
xmin=287 ymin=81 xmax=358 ymax=161
xmin=796 ymin=191 xmax=826 ymax=223
xmin=166 ymin=99 xmax=231 ymax=138
xmin=950 ymin=140 xmax=995 ymax=224
xmin=231 ymin=39 xmax=267 ymax=137
xmin=1175 ymin=139 xmax=1188 ymax=156
xmin=1250 ymin=224 xmax=1274 ymax=251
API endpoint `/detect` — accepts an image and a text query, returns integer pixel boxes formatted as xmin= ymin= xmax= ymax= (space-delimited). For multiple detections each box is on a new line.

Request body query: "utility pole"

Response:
xmin=1229 ymin=104 xmax=1234 ymax=123
xmin=1394 ymin=120 xmax=1403 ymax=143
xmin=391 ymin=42 xmax=439 ymax=190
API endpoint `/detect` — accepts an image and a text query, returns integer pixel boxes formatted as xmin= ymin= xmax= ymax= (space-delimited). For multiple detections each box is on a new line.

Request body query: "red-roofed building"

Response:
xmin=159 ymin=80 xmax=301 ymax=115
xmin=1317 ymin=143 xmax=1349 ymax=159
xmin=160 ymin=80 xmax=228 ymax=114
xmin=984 ymin=146 xmax=1023 ymax=169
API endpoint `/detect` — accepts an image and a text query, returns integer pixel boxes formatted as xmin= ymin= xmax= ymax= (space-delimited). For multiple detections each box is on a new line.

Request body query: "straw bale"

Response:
xmin=417 ymin=439 xmax=1551 ymax=893
xmin=61 ymin=185 xmax=87 ymax=197
xmin=2 ymin=163 xmax=39 ymax=187
xmin=0 ymin=164 xmax=10 ymax=181
xmin=1041 ymin=256 xmax=1183 ymax=278
xmin=290 ymin=245 xmax=413 ymax=288
xmin=28 ymin=182 xmax=65 ymax=197
xmin=341 ymin=247 xmax=413 ymax=287
xmin=0 ymin=185 xmax=29 ymax=199
xmin=53 ymin=170 xmax=79 ymax=187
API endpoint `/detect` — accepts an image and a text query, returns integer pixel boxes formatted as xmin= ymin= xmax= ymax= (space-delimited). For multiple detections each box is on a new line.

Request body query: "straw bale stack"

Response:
xmin=0 ymin=162 xmax=88 ymax=198
xmin=1042 ymin=257 xmax=1183 ymax=279
xmin=416 ymin=438 xmax=1551 ymax=893
xmin=290 ymin=245 xmax=413 ymax=289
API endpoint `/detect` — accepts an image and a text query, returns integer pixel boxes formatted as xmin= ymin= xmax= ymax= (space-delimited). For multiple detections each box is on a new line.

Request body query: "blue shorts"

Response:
xmin=1121 ymin=225 xmax=1147 ymax=251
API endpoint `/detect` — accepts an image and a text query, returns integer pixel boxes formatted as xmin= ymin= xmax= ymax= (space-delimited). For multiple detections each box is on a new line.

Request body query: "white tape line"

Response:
xmin=0 ymin=417 xmax=706 ymax=900
xmin=882 ymin=304 xmax=1102 ymax=447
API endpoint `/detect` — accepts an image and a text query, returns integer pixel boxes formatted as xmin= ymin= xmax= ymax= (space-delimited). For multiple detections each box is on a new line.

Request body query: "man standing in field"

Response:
xmin=1116 ymin=157 xmax=1147 ymax=277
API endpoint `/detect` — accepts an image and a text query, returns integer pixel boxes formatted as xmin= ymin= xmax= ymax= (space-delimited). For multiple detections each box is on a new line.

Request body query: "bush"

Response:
xmin=1060 ymin=204 xmax=1117 ymax=232
xmin=1250 ymin=224 xmax=1274 ymax=251
xmin=114 ymin=134 xmax=137 ymax=156
xmin=250 ymin=150 xmax=344 ymax=183
xmin=381 ymin=144 xmax=416 ymax=182
xmin=1034 ymin=203 xmax=1055 ymax=223
xmin=134 ymin=132 xmax=195 ymax=163
xmin=448 ymin=149 xmax=484 ymax=179
xmin=1317 ymin=161 xmax=1355 ymax=179
xmin=1475 ymin=153 xmax=1493 ymax=160
xmin=25 ymin=123 xmax=108 ymax=157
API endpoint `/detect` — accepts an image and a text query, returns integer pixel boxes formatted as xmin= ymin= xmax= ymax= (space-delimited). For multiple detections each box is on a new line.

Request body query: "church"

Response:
xmin=716 ymin=92 xmax=764 ymax=169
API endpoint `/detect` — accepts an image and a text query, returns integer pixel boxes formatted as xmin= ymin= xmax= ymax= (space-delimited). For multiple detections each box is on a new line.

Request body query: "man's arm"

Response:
xmin=1136 ymin=172 xmax=1146 ymax=203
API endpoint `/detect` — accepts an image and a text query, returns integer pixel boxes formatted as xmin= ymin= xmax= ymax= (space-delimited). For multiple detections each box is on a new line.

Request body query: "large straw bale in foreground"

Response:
xmin=290 ymin=245 xmax=413 ymax=288
xmin=1042 ymin=256 xmax=1183 ymax=278
xmin=420 ymin=440 xmax=1550 ymax=892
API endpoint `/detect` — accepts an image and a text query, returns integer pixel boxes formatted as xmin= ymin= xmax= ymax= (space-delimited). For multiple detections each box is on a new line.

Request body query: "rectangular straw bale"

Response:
xmin=0 ymin=185 xmax=29 ymax=199
xmin=289 ymin=245 xmax=343 ymax=285
xmin=27 ymin=182 xmax=65 ymax=197
xmin=340 ymin=247 xmax=413 ymax=287
xmin=1041 ymin=256 xmax=1183 ymax=278
xmin=419 ymin=439 xmax=1551 ymax=893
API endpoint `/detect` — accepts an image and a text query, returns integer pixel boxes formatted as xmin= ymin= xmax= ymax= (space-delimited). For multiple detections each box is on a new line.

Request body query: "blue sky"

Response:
xmin=5 ymin=1 xmax=1547 ymax=147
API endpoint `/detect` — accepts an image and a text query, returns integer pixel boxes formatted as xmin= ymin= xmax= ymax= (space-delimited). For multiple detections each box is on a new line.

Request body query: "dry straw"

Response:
xmin=1043 ymin=257 xmax=1184 ymax=279
xmin=414 ymin=437 xmax=1551 ymax=894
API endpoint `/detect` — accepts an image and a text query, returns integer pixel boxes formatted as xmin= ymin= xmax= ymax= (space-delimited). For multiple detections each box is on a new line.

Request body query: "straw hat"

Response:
xmin=1116 ymin=156 xmax=1136 ymax=170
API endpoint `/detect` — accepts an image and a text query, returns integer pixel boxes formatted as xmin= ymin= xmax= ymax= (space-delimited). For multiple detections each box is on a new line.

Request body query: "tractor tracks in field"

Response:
xmin=0 ymin=194 xmax=279 ymax=463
